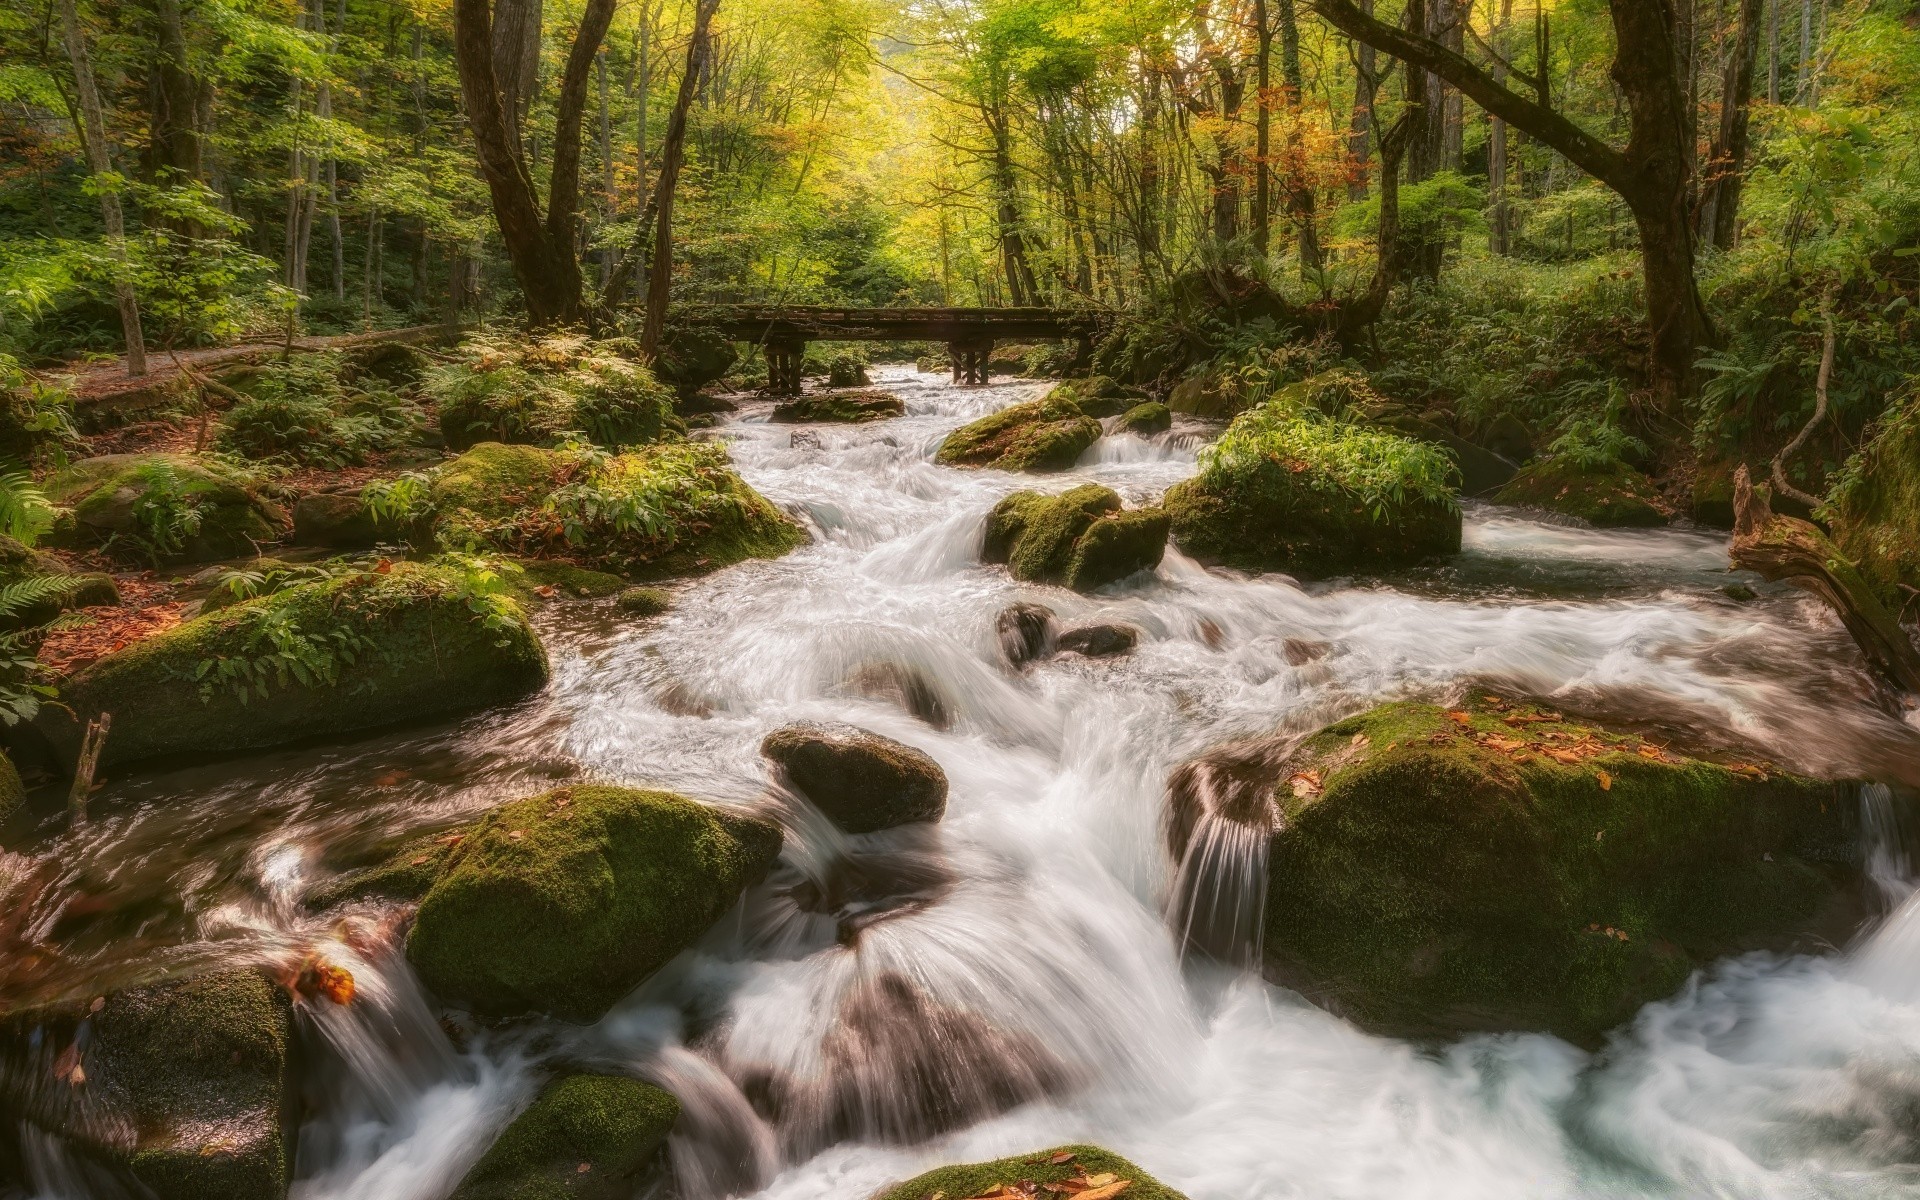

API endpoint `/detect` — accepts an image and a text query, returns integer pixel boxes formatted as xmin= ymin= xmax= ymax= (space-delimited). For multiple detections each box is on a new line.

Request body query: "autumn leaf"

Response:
xmin=1596 ymin=770 xmax=1612 ymax=791
xmin=1082 ymin=1176 xmax=1118 ymax=1190
xmin=1289 ymin=770 xmax=1322 ymax=798
xmin=1049 ymin=1153 xmax=1076 ymax=1166
xmin=1446 ymin=710 xmax=1473 ymax=726
xmin=1076 ymin=1183 xmax=1132 ymax=1200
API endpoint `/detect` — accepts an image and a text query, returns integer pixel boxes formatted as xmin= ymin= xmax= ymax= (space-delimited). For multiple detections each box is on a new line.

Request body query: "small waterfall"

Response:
xmin=1163 ymin=742 xmax=1287 ymax=968
xmin=1858 ymin=782 xmax=1912 ymax=908
xmin=647 ymin=1045 xmax=780 ymax=1200
xmin=1851 ymin=784 xmax=1920 ymax=1002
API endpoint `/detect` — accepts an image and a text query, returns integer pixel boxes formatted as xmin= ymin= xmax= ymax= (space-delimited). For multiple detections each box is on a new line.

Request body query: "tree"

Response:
xmin=1313 ymin=0 xmax=1717 ymax=400
xmin=1697 ymin=0 xmax=1765 ymax=250
xmin=640 ymin=0 xmax=720 ymax=357
xmin=56 ymin=0 xmax=146 ymax=376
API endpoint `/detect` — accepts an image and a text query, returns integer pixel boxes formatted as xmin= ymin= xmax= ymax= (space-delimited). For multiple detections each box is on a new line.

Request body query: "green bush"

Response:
xmin=1201 ymin=398 xmax=1458 ymax=523
xmin=215 ymin=352 xmax=423 ymax=466
xmin=427 ymin=331 xmax=677 ymax=451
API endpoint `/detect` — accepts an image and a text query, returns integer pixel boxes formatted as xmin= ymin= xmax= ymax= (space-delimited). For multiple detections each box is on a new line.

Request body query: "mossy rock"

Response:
xmin=761 ymin=722 xmax=948 ymax=833
xmin=935 ymin=394 xmax=1101 ymax=472
xmin=432 ymin=442 xmax=568 ymax=528
xmin=0 ymin=749 xmax=22 ymax=826
xmin=1691 ymin=459 xmax=1739 ymax=529
xmin=1828 ymin=390 xmax=1920 ymax=613
xmin=984 ymin=485 xmax=1168 ymax=592
xmin=1165 ymin=471 xmax=1458 ymax=579
xmin=770 ymin=393 xmax=904 ymax=424
xmin=451 ymin=1073 xmax=679 ymax=1200
xmin=1245 ymin=699 xmax=1863 ymax=1044
xmin=45 ymin=453 xmax=286 ymax=566
xmin=291 ymin=490 xmax=418 ymax=549
xmin=34 ymin=560 xmax=548 ymax=771
xmin=616 ymin=586 xmax=671 ymax=616
xmin=1051 ymin=376 xmax=1140 ymax=418
xmin=1115 ymin=401 xmax=1172 ymax=435
xmin=1167 ymin=367 xmax=1240 ymax=418
xmin=0 ymin=533 xmax=117 ymax=630
xmin=875 ymin=1145 xmax=1187 ymax=1200
xmin=514 ymin=559 xmax=628 ymax=600
xmin=1493 ymin=457 xmax=1668 ymax=527
xmin=0 ymin=969 xmax=294 ymax=1200
xmin=407 ymin=785 xmax=782 ymax=1022
xmin=306 ymin=830 xmax=456 ymax=909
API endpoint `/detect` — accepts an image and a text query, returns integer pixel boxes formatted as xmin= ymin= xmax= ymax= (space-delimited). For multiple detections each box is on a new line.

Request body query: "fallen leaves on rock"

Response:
xmin=38 ymin=587 xmax=184 ymax=675
xmin=959 ymin=1170 xmax=1133 ymax=1200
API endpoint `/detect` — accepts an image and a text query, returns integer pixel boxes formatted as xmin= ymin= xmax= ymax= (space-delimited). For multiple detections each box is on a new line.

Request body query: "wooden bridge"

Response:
xmin=706 ymin=305 xmax=1103 ymax=393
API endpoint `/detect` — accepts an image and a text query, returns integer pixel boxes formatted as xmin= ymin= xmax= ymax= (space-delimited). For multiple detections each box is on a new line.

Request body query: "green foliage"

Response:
xmin=1200 ymin=397 xmax=1458 ymax=523
xmin=0 ymin=353 xmax=79 ymax=465
xmin=426 ymin=331 xmax=677 ymax=451
xmin=0 ymin=469 xmax=56 ymax=546
xmin=214 ymin=352 xmax=424 ymax=465
xmin=361 ymin=472 xmax=435 ymax=527
xmin=1545 ymin=414 xmax=1648 ymax=471
xmin=0 ymin=573 xmax=82 ymax=724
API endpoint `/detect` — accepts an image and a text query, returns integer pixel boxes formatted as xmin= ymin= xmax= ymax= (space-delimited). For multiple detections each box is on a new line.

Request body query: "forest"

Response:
xmin=0 ymin=0 xmax=1918 ymax=1193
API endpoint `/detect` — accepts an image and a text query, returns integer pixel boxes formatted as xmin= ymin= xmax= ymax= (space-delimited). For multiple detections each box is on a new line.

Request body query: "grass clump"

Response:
xmin=427 ymin=330 xmax=679 ymax=451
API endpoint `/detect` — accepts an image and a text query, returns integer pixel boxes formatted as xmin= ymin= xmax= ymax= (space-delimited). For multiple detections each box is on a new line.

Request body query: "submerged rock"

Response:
xmin=762 ymin=723 xmax=948 ymax=834
xmin=983 ymin=485 xmax=1168 ymax=592
xmin=1180 ymin=698 xmax=1866 ymax=1044
xmin=1055 ymin=622 xmax=1138 ymax=657
xmin=1115 ymin=401 xmax=1172 ymax=435
xmin=1494 ymin=457 xmax=1669 ymax=527
xmin=995 ymin=601 xmax=1056 ymax=667
xmin=0 ymin=969 xmax=295 ymax=1200
xmin=407 ymin=785 xmax=782 ymax=1022
xmin=935 ymin=393 xmax=1101 ymax=472
xmin=875 ymin=1144 xmax=1188 ymax=1200
xmin=770 ymin=392 xmax=903 ymax=424
xmin=45 ymin=453 xmax=286 ymax=566
xmin=449 ymin=1073 xmax=678 ymax=1200
xmin=844 ymin=661 xmax=952 ymax=728
xmin=35 ymin=560 xmax=548 ymax=771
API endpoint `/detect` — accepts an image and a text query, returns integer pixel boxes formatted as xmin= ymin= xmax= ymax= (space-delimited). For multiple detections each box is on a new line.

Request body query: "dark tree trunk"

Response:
xmin=1346 ymin=0 xmax=1377 ymax=202
xmin=640 ymin=0 xmax=719 ymax=356
xmin=1699 ymin=0 xmax=1764 ymax=249
xmin=1276 ymin=0 xmax=1320 ymax=273
xmin=1253 ymin=0 xmax=1272 ymax=256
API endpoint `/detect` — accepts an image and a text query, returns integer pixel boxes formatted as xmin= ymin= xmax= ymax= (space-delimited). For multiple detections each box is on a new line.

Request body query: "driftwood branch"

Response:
xmin=1771 ymin=309 xmax=1835 ymax=511
xmin=1730 ymin=465 xmax=1920 ymax=693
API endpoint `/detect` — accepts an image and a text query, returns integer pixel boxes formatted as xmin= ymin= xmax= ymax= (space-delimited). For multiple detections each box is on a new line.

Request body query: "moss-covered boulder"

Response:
xmin=0 ymin=969 xmax=294 ymax=1200
xmin=1691 ymin=459 xmax=1739 ymax=529
xmin=427 ymin=332 xmax=679 ymax=451
xmin=407 ymin=785 xmax=782 ymax=1022
xmin=616 ymin=586 xmax=671 ymax=616
xmin=0 ymin=749 xmax=23 ymax=826
xmin=431 ymin=442 xmax=805 ymax=581
xmin=451 ymin=1074 xmax=678 ymax=1200
xmin=1494 ymin=457 xmax=1669 ymax=527
xmin=1115 ymin=401 xmax=1172 ymax=435
xmin=983 ymin=485 xmax=1168 ymax=592
xmin=1195 ymin=698 xmax=1863 ymax=1044
xmin=0 ymin=533 xmax=116 ymax=630
xmin=770 ymin=392 xmax=903 ymax=424
xmin=935 ymin=394 xmax=1101 ymax=472
xmin=876 ymin=1145 xmax=1187 ymax=1200
xmin=1827 ymin=390 xmax=1920 ymax=614
xmin=1164 ymin=401 xmax=1460 ymax=577
xmin=1050 ymin=376 xmax=1141 ymax=418
xmin=45 ymin=453 xmax=286 ymax=566
xmin=514 ymin=558 xmax=628 ymax=600
xmin=761 ymin=723 xmax=948 ymax=833
xmin=35 ymin=560 xmax=548 ymax=771
xmin=291 ymin=489 xmax=418 ymax=549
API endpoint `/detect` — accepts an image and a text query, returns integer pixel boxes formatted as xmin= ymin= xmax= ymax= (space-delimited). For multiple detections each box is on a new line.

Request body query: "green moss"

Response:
xmin=983 ymin=485 xmax=1168 ymax=592
xmin=1494 ymin=457 xmax=1668 ymax=527
xmin=406 ymin=785 xmax=782 ymax=1022
xmin=429 ymin=332 xmax=678 ymax=451
xmin=0 ymin=749 xmax=22 ymax=826
xmin=1115 ymin=401 xmax=1172 ymax=435
xmin=1052 ymin=376 xmax=1139 ymax=418
xmin=45 ymin=453 xmax=286 ymax=566
xmin=37 ymin=560 xmax=548 ymax=770
xmin=761 ymin=723 xmax=948 ymax=833
xmin=936 ymin=394 xmax=1101 ymax=472
xmin=1827 ymin=389 xmax=1920 ymax=613
xmin=769 ymin=393 xmax=903 ymax=423
xmin=451 ymin=1074 xmax=679 ymax=1200
xmin=514 ymin=559 xmax=628 ymax=600
xmin=876 ymin=1145 xmax=1187 ymax=1200
xmin=616 ymin=586 xmax=671 ymax=616
xmin=306 ymin=831 xmax=456 ymax=909
xmin=432 ymin=443 xmax=568 ymax=530
xmin=1064 ymin=506 xmax=1171 ymax=591
xmin=1261 ymin=699 xmax=1859 ymax=1044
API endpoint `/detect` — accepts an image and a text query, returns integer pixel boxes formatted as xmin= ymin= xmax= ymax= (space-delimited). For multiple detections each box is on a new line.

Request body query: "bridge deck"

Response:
xmin=709 ymin=305 xmax=1100 ymax=343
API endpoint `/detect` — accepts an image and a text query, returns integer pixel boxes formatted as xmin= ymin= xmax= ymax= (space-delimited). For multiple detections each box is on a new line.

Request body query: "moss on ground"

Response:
xmin=936 ymin=391 xmax=1102 ymax=471
xmin=1494 ymin=457 xmax=1668 ymax=527
xmin=983 ymin=485 xmax=1167 ymax=592
xmin=37 ymin=559 xmax=548 ymax=770
xmin=770 ymin=392 xmax=903 ymax=423
xmin=875 ymin=1145 xmax=1187 ymax=1200
xmin=406 ymin=785 xmax=782 ymax=1022
xmin=1261 ymin=698 xmax=1861 ymax=1044
xmin=1827 ymin=389 xmax=1920 ymax=614
xmin=45 ymin=453 xmax=286 ymax=565
xmin=450 ymin=1073 xmax=679 ymax=1200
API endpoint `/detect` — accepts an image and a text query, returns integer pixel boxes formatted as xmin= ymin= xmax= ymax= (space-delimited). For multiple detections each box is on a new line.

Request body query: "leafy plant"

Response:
xmin=425 ymin=330 xmax=676 ymax=450
xmin=0 ymin=574 xmax=85 ymax=724
xmin=189 ymin=602 xmax=379 ymax=705
xmin=126 ymin=462 xmax=208 ymax=563
xmin=1201 ymin=398 xmax=1459 ymax=522
xmin=1546 ymin=414 xmax=1648 ymax=471
xmin=0 ymin=469 xmax=57 ymax=545
xmin=361 ymin=471 xmax=435 ymax=527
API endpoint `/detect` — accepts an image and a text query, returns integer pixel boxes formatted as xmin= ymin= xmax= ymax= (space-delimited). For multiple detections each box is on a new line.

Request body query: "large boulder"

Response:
xmin=290 ymin=489 xmax=421 ymax=549
xmin=1826 ymin=388 xmax=1920 ymax=614
xmin=876 ymin=1145 xmax=1188 ymax=1200
xmin=407 ymin=785 xmax=782 ymax=1022
xmin=0 ymin=970 xmax=294 ymax=1200
xmin=0 ymin=533 xmax=116 ymax=630
xmin=1173 ymin=698 xmax=1866 ymax=1044
xmin=34 ymin=560 xmax=548 ymax=771
xmin=770 ymin=393 xmax=903 ymax=424
xmin=450 ymin=1073 xmax=678 ymax=1200
xmin=1115 ymin=401 xmax=1172 ymax=435
xmin=983 ymin=485 xmax=1169 ymax=592
xmin=1164 ymin=402 xmax=1461 ymax=577
xmin=431 ymin=442 xmax=806 ymax=581
xmin=935 ymin=393 xmax=1101 ymax=472
xmin=1494 ymin=456 xmax=1668 ymax=527
xmin=761 ymin=723 xmax=948 ymax=833
xmin=45 ymin=453 xmax=286 ymax=566
xmin=428 ymin=333 xmax=679 ymax=452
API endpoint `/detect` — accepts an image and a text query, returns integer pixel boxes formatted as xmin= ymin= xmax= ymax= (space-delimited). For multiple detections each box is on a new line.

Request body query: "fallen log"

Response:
xmin=1730 ymin=464 xmax=1920 ymax=693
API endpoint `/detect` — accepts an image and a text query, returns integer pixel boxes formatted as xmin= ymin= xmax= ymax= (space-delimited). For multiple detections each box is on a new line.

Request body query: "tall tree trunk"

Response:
xmin=1346 ymin=0 xmax=1376 ymax=201
xmin=1397 ymin=0 xmax=1444 ymax=279
xmin=1253 ymin=0 xmax=1272 ymax=256
xmin=989 ymin=108 xmax=1037 ymax=304
xmin=491 ymin=0 xmax=542 ymax=151
xmin=148 ymin=0 xmax=203 ymax=185
xmin=640 ymin=0 xmax=719 ymax=357
xmin=57 ymin=0 xmax=146 ymax=376
xmin=1276 ymin=0 xmax=1321 ymax=273
xmin=1488 ymin=0 xmax=1514 ymax=254
xmin=596 ymin=50 xmax=614 ymax=287
xmin=1698 ymin=0 xmax=1763 ymax=249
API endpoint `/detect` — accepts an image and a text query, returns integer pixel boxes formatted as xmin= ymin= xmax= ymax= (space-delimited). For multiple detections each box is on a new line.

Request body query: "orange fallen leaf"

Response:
xmin=1596 ymin=770 xmax=1612 ymax=791
xmin=1049 ymin=1153 xmax=1076 ymax=1166
xmin=1289 ymin=771 xmax=1322 ymax=798
xmin=508 ymin=830 xmax=525 ymax=840
xmin=1545 ymin=749 xmax=1583 ymax=764
xmin=1083 ymin=1175 xmax=1117 ymax=1189
xmin=374 ymin=558 xmax=394 ymax=574
xmin=1446 ymin=710 xmax=1473 ymax=726
xmin=1484 ymin=735 xmax=1526 ymax=752
xmin=1077 ymin=1183 xmax=1131 ymax=1200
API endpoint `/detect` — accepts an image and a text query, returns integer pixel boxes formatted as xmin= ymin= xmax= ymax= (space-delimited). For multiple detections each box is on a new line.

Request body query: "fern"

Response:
xmin=0 ymin=470 xmax=56 ymax=546
xmin=0 ymin=573 xmax=82 ymax=623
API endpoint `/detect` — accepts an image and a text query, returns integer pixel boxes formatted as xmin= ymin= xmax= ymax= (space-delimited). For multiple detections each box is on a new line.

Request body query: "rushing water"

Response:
xmin=8 ymin=365 xmax=1920 ymax=1200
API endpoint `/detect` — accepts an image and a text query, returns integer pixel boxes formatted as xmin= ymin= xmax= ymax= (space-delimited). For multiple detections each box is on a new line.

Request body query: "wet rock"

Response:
xmin=1719 ymin=583 xmax=1758 ymax=603
xmin=0 ymin=749 xmax=22 ymax=826
xmin=1282 ymin=637 xmax=1329 ymax=665
xmin=983 ymin=485 xmax=1168 ymax=593
xmin=0 ymin=969 xmax=295 ymax=1200
xmin=1223 ymin=698 xmax=1866 ymax=1044
xmin=677 ymin=391 xmax=738 ymax=417
xmin=305 ymin=830 xmax=455 ymax=910
xmin=1168 ymin=367 xmax=1240 ymax=418
xmin=616 ymin=585 xmax=672 ymax=616
xmin=1494 ymin=457 xmax=1669 ymax=527
xmin=450 ymin=1073 xmax=678 ymax=1200
xmin=845 ymin=662 xmax=951 ymax=729
xmin=34 ymin=560 xmax=548 ymax=772
xmin=770 ymin=392 xmax=903 ymax=424
xmin=291 ymin=489 xmax=416 ymax=549
xmin=874 ymin=1145 xmax=1187 ymax=1200
xmin=995 ymin=601 xmax=1056 ymax=667
xmin=1054 ymin=622 xmax=1138 ymax=657
xmin=1050 ymin=375 xmax=1142 ymax=418
xmin=762 ymin=723 xmax=947 ymax=834
xmin=780 ymin=847 xmax=954 ymax=944
xmin=1115 ymin=401 xmax=1172 ymax=435
xmin=0 ymin=534 xmax=117 ymax=631
xmin=1481 ymin=412 xmax=1535 ymax=465
xmin=514 ymin=558 xmax=627 ymax=600
xmin=1691 ymin=460 xmax=1739 ymax=529
xmin=44 ymin=453 xmax=286 ymax=566
xmin=407 ymin=785 xmax=782 ymax=1022
xmin=935 ymin=392 xmax=1101 ymax=472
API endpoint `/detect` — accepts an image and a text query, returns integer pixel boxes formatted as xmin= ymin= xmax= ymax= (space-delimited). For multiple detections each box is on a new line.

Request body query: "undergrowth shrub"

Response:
xmin=427 ymin=330 xmax=677 ymax=451
xmin=1199 ymin=396 xmax=1458 ymax=522
xmin=215 ymin=351 xmax=423 ymax=465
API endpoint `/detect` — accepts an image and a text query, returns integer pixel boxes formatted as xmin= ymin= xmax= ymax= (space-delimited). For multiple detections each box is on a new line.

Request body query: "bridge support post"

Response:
xmin=765 ymin=337 xmax=806 ymax=396
xmin=948 ymin=337 xmax=994 ymax=385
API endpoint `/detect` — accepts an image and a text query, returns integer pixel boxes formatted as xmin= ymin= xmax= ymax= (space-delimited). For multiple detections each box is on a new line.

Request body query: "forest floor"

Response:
xmin=55 ymin=324 xmax=453 ymax=405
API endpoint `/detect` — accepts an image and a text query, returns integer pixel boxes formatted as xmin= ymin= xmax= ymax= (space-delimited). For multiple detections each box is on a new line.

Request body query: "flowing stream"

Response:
xmin=8 ymin=365 xmax=1920 ymax=1199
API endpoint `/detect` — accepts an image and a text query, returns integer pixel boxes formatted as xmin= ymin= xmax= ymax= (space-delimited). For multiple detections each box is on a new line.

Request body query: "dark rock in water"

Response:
xmin=406 ymin=785 xmax=782 ymax=1022
xmin=995 ymin=601 xmax=1056 ymax=667
xmin=1282 ymin=637 xmax=1329 ymax=665
xmin=1055 ymin=623 xmax=1138 ymax=657
xmin=291 ymin=490 xmax=395 ymax=549
xmin=306 ymin=829 xmax=455 ymax=910
xmin=1495 ymin=457 xmax=1669 ymax=527
xmin=515 ymin=558 xmax=628 ymax=599
xmin=1177 ymin=697 xmax=1869 ymax=1044
xmin=1720 ymin=583 xmax=1758 ymax=603
xmin=762 ymin=723 xmax=948 ymax=834
xmin=936 ymin=391 xmax=1101 ymax=472
xmin=656 ymin=325 xmax=738 ymax=399
xmin=845 ymin=662 xmax=952 ymax=728
xmin=875 ymin=1145 xmax=1190 ymax=1200
xmin=780 ymin=842 xmax=954 ymax=944
xmin=1692 ymin=460 xmax=1738 ymax=529
xmin=771 ymin=392 xmax=903 ymax=424
xmin=0 ymin=969 xmax=295 ymax=1200
xmin=1482 ymin=412 xmax=1535 ymax=465
xmin=678 ymin=391 xmax=739 ymax=416
xmin=984 ymin=486 xmax=1168 ymax=593
xmin=450 ymin=1073 xmax=678 ymax=1200
xmin=1115 ymin=401 xmax=1172 ymax=435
